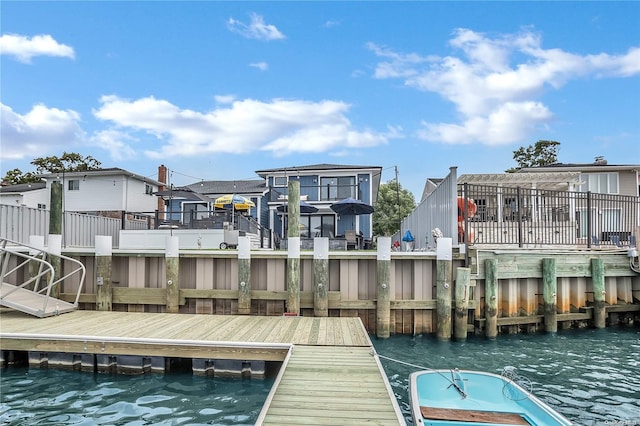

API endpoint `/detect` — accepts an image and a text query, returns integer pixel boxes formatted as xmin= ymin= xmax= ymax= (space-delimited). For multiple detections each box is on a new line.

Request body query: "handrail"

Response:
xmin=0 ymin=237 xmax=86 ymax=310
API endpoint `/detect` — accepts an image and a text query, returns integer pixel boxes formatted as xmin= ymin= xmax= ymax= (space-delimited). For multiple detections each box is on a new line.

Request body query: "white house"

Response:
xmin=37 ymin=168 xmax=163 ymax=217
xmin=0 ymin=182 xmax=49 ymax=209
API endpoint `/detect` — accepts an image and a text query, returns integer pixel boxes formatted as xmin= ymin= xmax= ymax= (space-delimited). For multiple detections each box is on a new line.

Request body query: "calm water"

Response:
xmin=1 ymin=327 xmax=638 ymax=425
xmin=373 ymin=327 xmax=640 ymax=426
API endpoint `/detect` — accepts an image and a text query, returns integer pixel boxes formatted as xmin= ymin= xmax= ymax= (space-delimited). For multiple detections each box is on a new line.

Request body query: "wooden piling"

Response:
xmin=165 ymin=236 xmax=180 ymax=313
xmin=591 ymin=258 xmax=606 ymax=328
xmin=454 ymin=267 xmax=470 ymax=341
xmin=484 ymin=258 xmax=498 ymax=339
xmin=436 ymin=238 xmax=453 ymax=341
xmin=48 ymin=182 xmax=63 ymax=298
xmin=28 ymin=235 xmax=45 ymax=291
xmin=95 ymin=236 xmax=112 ymax=311
xmin=376 ymin=237 xmax=391 ymax=338
xmin=542 ymin=258 xmax=557 ymax=333
xmin=47 ymin=234 xmax=62 ymax=299
xmin=286 ymin=180 xmax=300 ymax=315
xmin=313 ymin=237 xmax=329 ymax=317
xmin=49 ymin=181 xmax=62 ymax=235
xmin=237 ymin=236 xmax=251 ymax=315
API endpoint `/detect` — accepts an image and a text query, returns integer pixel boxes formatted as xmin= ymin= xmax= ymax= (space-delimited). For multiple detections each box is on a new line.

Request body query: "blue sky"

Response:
xmin=1 ymin=1 xmax=639 ymax=198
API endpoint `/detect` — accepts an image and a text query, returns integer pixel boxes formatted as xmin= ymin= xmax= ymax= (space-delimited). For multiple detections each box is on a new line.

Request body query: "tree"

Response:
xmin=31 ymin=152 xmax=101 ymax=174
xmin=1 ymin=152 xmax=102 ymax=184
xmin=506 ymin=140 xmax=560 ymax=173
xmin=373 ymin=179 xmax=416 ymax=236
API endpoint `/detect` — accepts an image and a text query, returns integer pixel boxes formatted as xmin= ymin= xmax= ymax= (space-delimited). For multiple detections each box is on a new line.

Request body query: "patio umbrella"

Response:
xmin=276 ymin=201 xmax=319 ymax=214
xmin=214 ymin=194 xmax=255 ymax=227
xmin=214 ymin=194 xmax=255 ymax=210
xmin=330 ymin=197 xmax=374 ymax=215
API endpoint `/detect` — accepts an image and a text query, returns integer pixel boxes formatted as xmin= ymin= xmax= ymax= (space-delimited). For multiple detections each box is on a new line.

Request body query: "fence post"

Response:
xmin=543 ymin=258 xmax=558 ymax=333
xmin=313 ymin=237 xmax=329 ymax=317
xmin=165 ymin=236 xmax=180 ymax=313
xmin=485 ymin=258 xmax=498 ymax=339
xmin=376 ymin=236 xmax=391 ymax=338
xmin=436 ymin=237 xmax=453 ymax=341
xmin=587 ymin=191 xmax=592 ymax=248
xmin=286 ymin=180 xmax=300 ymax=315
xmin=591 ymin=258 xmax=606 ymax=328
xmin=462 ymin=182 xmax=470 ymax=266
xmin=454 ymin=267 xmax=470 ymax=341
xmin=95 ymin=235 xmax=112 ymax=311
xmin=237 ymin=236 xmax=251 ymax=315
xmin=517 ymin=186 xmax=523 ymax=248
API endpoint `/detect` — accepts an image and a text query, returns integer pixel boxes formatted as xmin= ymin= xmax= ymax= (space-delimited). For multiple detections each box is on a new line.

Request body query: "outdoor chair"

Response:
xmin=345 ymin=230 xmax=357 ymax=250
xmin=610 ymin=235 xmax=622 ymax=247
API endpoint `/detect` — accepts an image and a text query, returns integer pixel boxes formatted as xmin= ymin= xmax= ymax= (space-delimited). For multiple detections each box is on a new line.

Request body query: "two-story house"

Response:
xmin=37 ymin=168 xmax=163 ymax=219
xmin=255 ymin=163 xmax=382 ymax=242
xmin=518 ymin=157 xmax=640 ymax=243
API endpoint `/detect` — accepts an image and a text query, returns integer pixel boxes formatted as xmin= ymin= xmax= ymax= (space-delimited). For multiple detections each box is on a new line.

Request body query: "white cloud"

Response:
xmin=0 ymin=103 xmax=85 ymax=160
xmin=90 ymin=130 xmax=137 ymax=161
xmin=250 ymin=61 xmax=269 ymax=71
xmin=0 ymin=34 xmax=75 ymax=63
xmin=214 ymin=94 xmax=236 ymax=104
xmin=227 ymin=13 xmax=285 ymax=41
xmin=369 ymin=28 xmax=640 ymax=145
xmin=323 ymin=20 xmax=341 ymax=29
xmin=93 ymin=95 xmax=391 ymax=158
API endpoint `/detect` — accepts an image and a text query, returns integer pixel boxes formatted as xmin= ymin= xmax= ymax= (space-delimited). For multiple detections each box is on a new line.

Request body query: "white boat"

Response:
xmin=409 ymin=368 xmax=572 ymax=425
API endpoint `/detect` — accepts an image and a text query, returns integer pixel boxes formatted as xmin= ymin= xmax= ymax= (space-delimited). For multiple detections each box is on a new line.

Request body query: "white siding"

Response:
xmin=0 ymin=189 xmax=49 ymax=209
xmin=51 ymin=175 xmax=158 ymax=212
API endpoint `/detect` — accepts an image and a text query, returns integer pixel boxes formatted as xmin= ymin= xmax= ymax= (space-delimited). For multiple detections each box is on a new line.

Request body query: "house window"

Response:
xmin=320 ymin=176 xmax=355 ymax=201
xmin=579 ymin=173 xmax=619 ymax=194
xmin=145 ymin=184 xmax=153 ymax=195
xmin=68 ymin=180 xmax=80 ymax=191
xmin=602 ymin=209 xmax=622 ymax=232
xmin=576 ymin=208 xmax=595 ymax=238
xmin=37 ymin=203 xmax=46 ymax=209
xmin=274 ymin=176 xmax=287 ymax=187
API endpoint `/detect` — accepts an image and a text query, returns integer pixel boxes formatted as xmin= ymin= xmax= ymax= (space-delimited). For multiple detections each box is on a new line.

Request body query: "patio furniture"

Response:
xmin=345 ymin=230 xmax=358 ymax=250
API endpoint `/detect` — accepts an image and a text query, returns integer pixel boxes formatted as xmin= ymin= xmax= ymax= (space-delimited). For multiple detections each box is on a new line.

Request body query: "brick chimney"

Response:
xmin=158 ymin=164 xmax=167 ymax=215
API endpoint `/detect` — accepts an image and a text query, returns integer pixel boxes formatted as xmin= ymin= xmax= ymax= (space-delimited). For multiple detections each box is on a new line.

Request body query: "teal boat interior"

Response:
xmin=409 ymin=369 xmax=572 ymax=426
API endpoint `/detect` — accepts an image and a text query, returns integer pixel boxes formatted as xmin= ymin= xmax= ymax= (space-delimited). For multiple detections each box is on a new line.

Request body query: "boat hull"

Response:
xmin=409 ymin=369 xmax=572 ymax=426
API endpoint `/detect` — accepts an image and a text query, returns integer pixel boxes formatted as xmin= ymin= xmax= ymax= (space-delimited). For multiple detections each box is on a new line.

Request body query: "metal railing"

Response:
xmin=0 ymin=237 xmax=86 ymax=313
xmin=459 ymin=184 xmax=639 ymax=247
xmin=267 ymin=184 xmax=361 ymax=202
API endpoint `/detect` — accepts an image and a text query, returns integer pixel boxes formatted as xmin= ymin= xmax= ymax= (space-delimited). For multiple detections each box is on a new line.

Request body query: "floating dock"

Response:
xmin=0 ymin=309 xmax=406 ymax=425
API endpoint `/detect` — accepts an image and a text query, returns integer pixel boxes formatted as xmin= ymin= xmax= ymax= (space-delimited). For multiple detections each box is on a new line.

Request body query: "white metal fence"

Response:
xmin=394 ymin=166 xmax=459 ymax=250
xmin=0 ymin=205 xmax=146 ymax=248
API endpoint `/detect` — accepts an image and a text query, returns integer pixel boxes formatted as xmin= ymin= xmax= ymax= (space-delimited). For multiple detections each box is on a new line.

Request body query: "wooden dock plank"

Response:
xmin=0 ymin=310 xmax=372 ymax=349
xmin=257 ymin=345 xmax=404 ymax=425
xmin=291 ymin=314 xmax=314 ymax=344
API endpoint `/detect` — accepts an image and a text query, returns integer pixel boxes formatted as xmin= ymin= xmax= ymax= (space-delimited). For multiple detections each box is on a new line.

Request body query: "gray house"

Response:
xmin=255 ymin=164 xmax=382 ymax=242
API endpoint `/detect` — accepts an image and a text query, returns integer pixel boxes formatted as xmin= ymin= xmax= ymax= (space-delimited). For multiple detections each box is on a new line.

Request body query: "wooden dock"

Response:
xmin=257 ymin=345 xmax=404 ymax=425
xmin=0 ymin=309 xmax=406 ymax=425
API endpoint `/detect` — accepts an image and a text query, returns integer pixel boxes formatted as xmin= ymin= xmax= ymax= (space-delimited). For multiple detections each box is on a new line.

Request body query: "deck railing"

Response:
xmin=459 ymin=184 xmax=639 ymax=247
